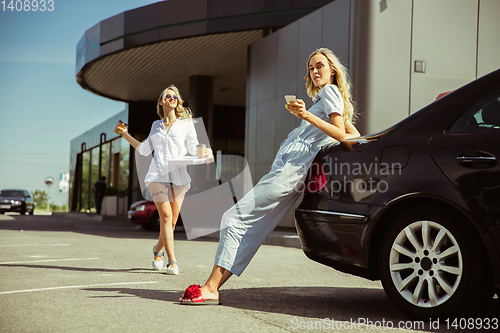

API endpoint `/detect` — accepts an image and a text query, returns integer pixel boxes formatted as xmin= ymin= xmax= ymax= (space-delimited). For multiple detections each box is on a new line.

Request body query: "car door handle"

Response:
xmin=456 ymin=152 xmax=497 ymax=168
xmin=456 ymin=156 xmax=496 ymax=162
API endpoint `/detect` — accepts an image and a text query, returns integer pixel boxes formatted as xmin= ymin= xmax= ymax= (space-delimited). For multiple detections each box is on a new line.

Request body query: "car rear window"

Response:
xmin=449 ymin=90 xmax=500 ymax=133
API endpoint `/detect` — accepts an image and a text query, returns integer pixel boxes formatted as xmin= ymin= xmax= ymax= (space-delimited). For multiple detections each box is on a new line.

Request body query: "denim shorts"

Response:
xmin=146 ymin=182 xmax=186 ymax=203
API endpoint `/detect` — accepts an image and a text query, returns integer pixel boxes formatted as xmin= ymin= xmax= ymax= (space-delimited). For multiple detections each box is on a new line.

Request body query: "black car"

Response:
xmin=295 ymin=68 xmax=500 ymax=319
xmin=0 ymin=189 xmax=35 ymax=215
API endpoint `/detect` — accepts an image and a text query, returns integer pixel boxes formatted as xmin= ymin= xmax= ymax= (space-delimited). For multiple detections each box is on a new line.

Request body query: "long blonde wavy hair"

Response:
xmin=304 ymin=48 xmax=355 ymax=124
xmin=156 ymin=85 xmax=193 ymax=120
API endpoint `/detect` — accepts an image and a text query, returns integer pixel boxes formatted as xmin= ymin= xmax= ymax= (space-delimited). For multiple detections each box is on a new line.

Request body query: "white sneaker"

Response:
xmin=152 ymin=244 xmax=164 ymax=271
xmin=166 ymin=261 xmax=178 ymax=275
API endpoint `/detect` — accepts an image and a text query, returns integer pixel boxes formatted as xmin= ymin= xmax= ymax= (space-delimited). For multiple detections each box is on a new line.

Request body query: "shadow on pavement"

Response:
xmin=81 ymin=286 xmax=500 ymax=332
xmin=0 ymin=263 xmax=156 ymax=274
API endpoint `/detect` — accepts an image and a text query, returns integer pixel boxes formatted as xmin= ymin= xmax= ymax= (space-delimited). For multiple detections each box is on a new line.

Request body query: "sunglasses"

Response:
xmin=165 ymin=94 xmax=178 ymax=101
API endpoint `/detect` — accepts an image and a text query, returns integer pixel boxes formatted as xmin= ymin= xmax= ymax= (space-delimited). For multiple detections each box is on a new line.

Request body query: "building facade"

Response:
xmin=71 ymin=0 xmax=500 ymax=228
xmin=245 ymin=0 xmax=500 ymax=226
xmin=69 ymin=110 xmax=130 ymax=214
xmin=70 ymin=0 xmax=334 ymax=213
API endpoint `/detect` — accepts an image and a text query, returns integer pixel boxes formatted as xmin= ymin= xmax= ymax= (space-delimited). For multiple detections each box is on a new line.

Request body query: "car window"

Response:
xmin=449 ymin=90 xmax=500 ymax=133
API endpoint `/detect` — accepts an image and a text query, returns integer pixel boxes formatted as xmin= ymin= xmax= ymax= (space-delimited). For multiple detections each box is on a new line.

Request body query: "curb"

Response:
xmin=263 ymin=231 xmax=302 ymax=249
xmin=52 ymin=212 xmax=128 ymax=222
xmin=197 ymin=229 xmax=301 ymax=249
xmin=51 ymin=212 xmax=301 ymax=249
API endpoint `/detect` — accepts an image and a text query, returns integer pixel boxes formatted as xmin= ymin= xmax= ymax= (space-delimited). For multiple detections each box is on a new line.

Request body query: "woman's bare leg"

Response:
xmin=149 ymin=183 xmax=174 ymax=264
xmin=155 ymin=237 xmax=164 ymax=262
xmin=160 ymin=200 xmax=175 ymax=265
xmin=164 ymin=185 xmax=186 ymax=268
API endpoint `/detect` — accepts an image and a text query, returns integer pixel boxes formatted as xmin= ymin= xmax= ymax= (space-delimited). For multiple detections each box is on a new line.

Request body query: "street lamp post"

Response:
xmin=44 ymin=177 xmax=54 ymax=213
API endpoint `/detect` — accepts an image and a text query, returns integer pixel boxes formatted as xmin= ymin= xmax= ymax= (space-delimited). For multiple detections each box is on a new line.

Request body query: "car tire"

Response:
xmin=147 ymin=211 xmax=161 ymax=232
xmin=379 ymin=204 xmax=492 ymax=319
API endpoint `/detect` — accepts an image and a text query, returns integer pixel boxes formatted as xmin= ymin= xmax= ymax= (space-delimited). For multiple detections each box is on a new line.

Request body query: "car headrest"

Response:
xmin=481 ymin=99 xmax=500 ymax=127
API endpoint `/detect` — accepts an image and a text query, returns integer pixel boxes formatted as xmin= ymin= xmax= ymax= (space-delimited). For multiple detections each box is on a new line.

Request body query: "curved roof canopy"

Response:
xmin=76 ymin=0 xmax=333 ymax=106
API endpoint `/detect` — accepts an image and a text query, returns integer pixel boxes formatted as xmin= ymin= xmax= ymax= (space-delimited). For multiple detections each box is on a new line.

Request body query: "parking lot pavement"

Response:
xmin=0 ymin=213 xmax=498 ymax=333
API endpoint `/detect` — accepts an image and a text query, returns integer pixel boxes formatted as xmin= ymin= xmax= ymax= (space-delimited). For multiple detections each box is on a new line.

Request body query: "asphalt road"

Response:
xmin=0 ymin=213 xmax=498 ymax=333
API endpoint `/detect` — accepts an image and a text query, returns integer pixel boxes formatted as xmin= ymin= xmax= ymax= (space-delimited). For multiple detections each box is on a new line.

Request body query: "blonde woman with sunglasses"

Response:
xmin=119 ymin=85 xmax=213 ymax=275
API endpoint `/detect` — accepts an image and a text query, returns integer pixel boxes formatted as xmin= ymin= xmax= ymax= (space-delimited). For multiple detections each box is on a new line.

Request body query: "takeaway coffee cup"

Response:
xmin=114 ymin=120 xmax=127 ymax=135
xmin=196 ymin=144 xmax=206 ymax=158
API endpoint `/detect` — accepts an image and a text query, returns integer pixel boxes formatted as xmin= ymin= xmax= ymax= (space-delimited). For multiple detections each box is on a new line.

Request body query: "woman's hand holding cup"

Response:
xmin=197 ymin=144 xmax=213 ymax=164
xmin=114 ymin=120 xmax=128 ymax=136
xmin=196 ymin=144 xmax=206 ymax=158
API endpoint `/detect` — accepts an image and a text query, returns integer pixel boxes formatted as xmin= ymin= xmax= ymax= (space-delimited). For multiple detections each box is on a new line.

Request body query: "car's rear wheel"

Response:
xmin=379 ymin=205 xmax=492 ymax=319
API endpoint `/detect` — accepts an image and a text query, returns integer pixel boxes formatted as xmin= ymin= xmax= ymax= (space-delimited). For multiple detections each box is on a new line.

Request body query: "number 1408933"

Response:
xmin=1 ymin=0 xmax=54 ymax=12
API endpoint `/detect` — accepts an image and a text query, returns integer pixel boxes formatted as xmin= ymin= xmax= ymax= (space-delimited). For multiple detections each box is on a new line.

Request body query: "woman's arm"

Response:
xmin=345 ymin=120 xmax=360 ymax=139
xmin=118 ymin=127 xmax=141 ymax=150
xmin=287 ymin=99 xmax=346 ymax=142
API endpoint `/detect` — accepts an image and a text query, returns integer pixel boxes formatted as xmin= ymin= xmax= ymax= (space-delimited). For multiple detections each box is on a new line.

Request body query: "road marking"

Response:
xmin=0 ymin=281 xmax=158 ymax=295
xmin=0 ymin=258 xmax=100 ymax=265
xmin=0 ymin=244 xmax=69 ymax=247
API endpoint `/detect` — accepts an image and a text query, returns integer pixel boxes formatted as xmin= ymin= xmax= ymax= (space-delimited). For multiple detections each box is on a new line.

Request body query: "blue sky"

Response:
xmin=0 ymin=1 xmax=160 ymax=205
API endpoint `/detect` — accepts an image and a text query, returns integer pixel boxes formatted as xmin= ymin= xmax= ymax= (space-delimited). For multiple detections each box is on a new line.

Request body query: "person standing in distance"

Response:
xmin=92 ymin=176 xmax=106 ymax=215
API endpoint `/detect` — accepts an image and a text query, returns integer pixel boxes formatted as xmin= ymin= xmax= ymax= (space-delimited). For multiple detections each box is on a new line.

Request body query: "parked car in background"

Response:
xmin=127 ymin=177 xmax=228 ymax=233
xmin=127 ymin=199 xmax=185 ymax=232
xmin=0 ymin=189 xmax=35 ymax=215
xmin=128 ymin=200 xmax=160 ymax=231
xmin=295 ymin=68 xmax=500 ymax=319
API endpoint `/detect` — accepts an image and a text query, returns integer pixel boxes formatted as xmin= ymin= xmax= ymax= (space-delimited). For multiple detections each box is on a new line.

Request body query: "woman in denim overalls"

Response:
xmin=181 ymin=48 xmax=360 ymax=305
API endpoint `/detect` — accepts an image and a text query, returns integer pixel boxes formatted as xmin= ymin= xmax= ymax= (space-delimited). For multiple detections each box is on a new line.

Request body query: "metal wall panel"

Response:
xmin=361 ymin=0 xmax=413 ymax=132
xmin=477 ymin=0 xmax=500 ymax=77
xmin=257 ymin=33 xmax=278 ymax=103
xmin=276 ymin=21 xmax=299 ymax=99
xmin=297 ymin=10 xmax=323 ymax=89
xmin=275 ymin=21 xmax=300 ymax=153
xmin=410 ymin=0 xmax=478 ymax=114
xmin=255 ymin=99 xmax=276 ymax=166
xmin=321 ymin=0 xmax=351 ymax=73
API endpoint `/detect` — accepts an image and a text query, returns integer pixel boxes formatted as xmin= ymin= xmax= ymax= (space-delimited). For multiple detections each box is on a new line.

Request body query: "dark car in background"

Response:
xmin=295 ymin=68 xmax=500 ymax=319
xmin=0 ymin=189 xmax=35 ymax=215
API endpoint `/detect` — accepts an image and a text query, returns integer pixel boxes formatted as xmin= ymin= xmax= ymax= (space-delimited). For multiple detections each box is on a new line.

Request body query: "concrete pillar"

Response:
xmin=189 ymin=75 xmax=214 ymax=142
xmin=126 ymin=101 xmax=157 ymax=206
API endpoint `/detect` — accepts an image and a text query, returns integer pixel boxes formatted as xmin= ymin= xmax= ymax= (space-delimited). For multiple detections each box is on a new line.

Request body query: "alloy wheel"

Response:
xmin=388 ymin=220 xmax=463 ymax=308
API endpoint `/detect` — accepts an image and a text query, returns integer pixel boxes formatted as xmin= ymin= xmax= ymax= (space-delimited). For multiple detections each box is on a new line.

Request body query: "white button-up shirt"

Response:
xmin=138 ymin=118 xmax=199 ymax=189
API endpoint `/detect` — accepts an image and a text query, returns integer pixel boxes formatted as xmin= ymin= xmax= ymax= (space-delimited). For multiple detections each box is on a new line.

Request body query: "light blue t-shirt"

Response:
xmin=284 ymin=84 xmax=344 ymax=149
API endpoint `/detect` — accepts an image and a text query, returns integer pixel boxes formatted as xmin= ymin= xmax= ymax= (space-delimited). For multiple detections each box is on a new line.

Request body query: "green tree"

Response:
xmin=32 ymin=190 xmax=49 ymax=207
